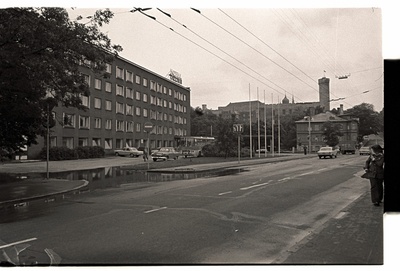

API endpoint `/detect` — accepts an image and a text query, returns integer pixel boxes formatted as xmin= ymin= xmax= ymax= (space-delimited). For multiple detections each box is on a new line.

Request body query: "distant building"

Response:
xmin=295 ymin=111 xmax=359 ymax=153
xmin=28 ymin=54 xmax=191 ymax=158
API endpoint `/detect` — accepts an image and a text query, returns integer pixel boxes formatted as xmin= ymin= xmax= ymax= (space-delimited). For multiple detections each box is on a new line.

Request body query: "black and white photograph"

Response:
xmin=0 ymin=0 xmax=397 ymax=268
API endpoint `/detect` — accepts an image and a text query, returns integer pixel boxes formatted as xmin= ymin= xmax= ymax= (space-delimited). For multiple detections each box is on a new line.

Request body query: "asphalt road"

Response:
xmin=0 ymin=155 xmax=370 ymax=265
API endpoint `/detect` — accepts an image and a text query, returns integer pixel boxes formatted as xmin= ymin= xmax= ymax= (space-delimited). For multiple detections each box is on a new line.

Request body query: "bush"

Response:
xmin=40 ymin=146 xmax=105 ymax=161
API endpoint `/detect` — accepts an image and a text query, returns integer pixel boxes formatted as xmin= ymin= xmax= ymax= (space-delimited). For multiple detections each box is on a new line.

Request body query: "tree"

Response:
xmin=214 ymin=114 xmax=237 ymax=158
xmin=344 ymin=103 xmax=382 ymax=141
xmin=0 ymin=8 xmax=122 ymax=151
xmin=279 ymin=108 xmax=307 ymax=150
xmin=190 ymin=107 xmax=218 ymax=137
xmin=321 ymin=121 xmax=344 ymax=147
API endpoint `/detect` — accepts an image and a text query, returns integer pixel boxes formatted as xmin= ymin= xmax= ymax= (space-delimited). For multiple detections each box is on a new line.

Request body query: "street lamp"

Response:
xmin=305 ymin=116 xmax=312 ymax=154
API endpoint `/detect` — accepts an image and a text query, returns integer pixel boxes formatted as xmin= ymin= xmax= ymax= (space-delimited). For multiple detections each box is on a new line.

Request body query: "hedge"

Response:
xmin=39 ymin=146 xmax=105 ymax=161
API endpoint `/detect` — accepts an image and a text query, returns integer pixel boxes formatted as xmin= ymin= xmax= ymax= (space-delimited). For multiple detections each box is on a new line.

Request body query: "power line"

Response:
xmin=129 ymin=9 xmax=292 ymax=99
xmin=191 ymin=8 xmax=320 ymax=94
xmin=218 ymin=8 xmax=317 ymax=85
xmin=156 ymin=8 xmax=305 ymax=102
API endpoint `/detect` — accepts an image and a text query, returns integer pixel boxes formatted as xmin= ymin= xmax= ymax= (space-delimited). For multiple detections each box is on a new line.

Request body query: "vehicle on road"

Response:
xmin=175 ymin=136 xmax=215 ymax=158
xmin=114 ymin=147 xmax=143 ymax=157
xmin=255 ymin=148 xmax=268 ymax=154
xmin=317 ymin=146 xmax=338 ymax=159
xmin=359 ymin=146 xmax=371 ymax=155
xmin=340 ymin=143 xmax=356 ymax=154
xmin=151 ymin=147 xmax=180 ymax=161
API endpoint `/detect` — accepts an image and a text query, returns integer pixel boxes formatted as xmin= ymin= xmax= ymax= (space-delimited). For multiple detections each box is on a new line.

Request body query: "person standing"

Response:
xmin=363 ymin=144 xmax=384 ymax=206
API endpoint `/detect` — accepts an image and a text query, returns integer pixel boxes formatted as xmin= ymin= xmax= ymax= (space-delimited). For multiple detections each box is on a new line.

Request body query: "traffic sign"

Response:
xmin=233 ymin=124 xmax=243 ymax=133
xmin=144 ymin=122 xmax=153 ymax=132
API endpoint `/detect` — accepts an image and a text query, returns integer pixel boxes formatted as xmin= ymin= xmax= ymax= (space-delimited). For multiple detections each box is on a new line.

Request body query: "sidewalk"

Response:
xmin=282 ymin=191 xmax=383 ymax=264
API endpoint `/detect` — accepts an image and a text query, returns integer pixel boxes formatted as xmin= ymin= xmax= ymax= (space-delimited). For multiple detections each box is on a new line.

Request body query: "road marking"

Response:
xmin=240 ymin=181 xmax=271 ymax=191
xmin=144 ymin=207 xmax=167 ymax=214
xmin=278 ymin=177 xmax=291 ymax=182
xmin=218 ymin=191 xmax=233 ymax=196
xmin=297 ymin=171 xmax=315 ymax=176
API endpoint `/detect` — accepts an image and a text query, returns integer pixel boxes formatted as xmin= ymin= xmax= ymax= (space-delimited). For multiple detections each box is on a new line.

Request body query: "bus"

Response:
xmin=175 ymin=136 xmax=215 ymax=157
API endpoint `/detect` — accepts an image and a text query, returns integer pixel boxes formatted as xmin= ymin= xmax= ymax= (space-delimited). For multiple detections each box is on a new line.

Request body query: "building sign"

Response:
xmin=168 ymin=69 xmax=182 ymax=84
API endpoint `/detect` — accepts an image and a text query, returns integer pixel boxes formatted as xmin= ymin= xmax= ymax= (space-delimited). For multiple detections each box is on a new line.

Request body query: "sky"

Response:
xmin=2 ymin=1 xmax=394 ymax=113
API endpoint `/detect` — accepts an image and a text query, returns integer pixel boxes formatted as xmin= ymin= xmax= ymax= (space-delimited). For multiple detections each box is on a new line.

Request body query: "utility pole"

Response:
xmin=271 ymin=94 xmax=274 ymax=157
xmin=264 ymin=90 xmax=267 ymax=157
xmin=257 ymin=88 xmax=260 ymax=158
xmin=249 ymin=83 xmax=252 ymax=159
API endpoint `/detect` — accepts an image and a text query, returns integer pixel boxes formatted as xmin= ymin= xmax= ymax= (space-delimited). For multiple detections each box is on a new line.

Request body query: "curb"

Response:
xmin=0 ymin=180 xmax=89 ymax=208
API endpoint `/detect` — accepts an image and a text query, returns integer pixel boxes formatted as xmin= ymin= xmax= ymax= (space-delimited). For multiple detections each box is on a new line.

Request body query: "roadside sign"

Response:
xmin=144 ymin=122 xmax=153 ymax=132
xmin=233 ymin=124 xmax=243 ymax=133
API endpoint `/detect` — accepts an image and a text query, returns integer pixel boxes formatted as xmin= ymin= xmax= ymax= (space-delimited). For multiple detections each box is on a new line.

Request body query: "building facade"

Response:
xmin=295 ymin=111 xmax=359 ymax=153
xmin=28 ymin=55 xmax=191 ymax=158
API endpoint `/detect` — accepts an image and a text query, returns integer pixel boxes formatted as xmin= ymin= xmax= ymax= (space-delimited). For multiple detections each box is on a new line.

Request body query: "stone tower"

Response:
xmin=318 ymin=77 xmax=330 ymax=112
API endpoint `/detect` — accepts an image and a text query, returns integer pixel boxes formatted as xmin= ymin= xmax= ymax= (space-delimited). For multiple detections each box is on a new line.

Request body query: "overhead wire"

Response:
xmin=130 ymin=9 xmax=292 ymax=99
xmin=155 ymin=8 xmax=305 ymax=102
xmin=190 ymin=8 xmax=320 ymax=94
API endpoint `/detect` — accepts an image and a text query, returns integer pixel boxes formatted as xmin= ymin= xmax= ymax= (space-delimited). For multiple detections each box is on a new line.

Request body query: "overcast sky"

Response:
xmin=4 ymin=1 xmax=398 ymax=113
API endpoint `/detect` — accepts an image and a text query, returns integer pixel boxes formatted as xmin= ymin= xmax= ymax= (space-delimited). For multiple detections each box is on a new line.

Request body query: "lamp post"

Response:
xmin=305 ymin=116 xmax=312 ymax=154
xmin=46 ymin=103 xmax=49 ymax=179
xmin=144 ymin=122 xmax=154 ymax=170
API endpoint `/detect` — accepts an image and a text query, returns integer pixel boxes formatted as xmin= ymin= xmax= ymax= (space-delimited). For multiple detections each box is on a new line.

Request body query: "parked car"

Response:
xmin=151 ymin=147 xmax=180 ymax=161
xmin=255 ymin=148 xmax=268 ymax=154
xmin=317 ymin=146 xmax=338 ymax=159
xmin=114 ymin=147 xmax=143 ymax=157
xmin=359 ymin=146 xmax=371 ymax=155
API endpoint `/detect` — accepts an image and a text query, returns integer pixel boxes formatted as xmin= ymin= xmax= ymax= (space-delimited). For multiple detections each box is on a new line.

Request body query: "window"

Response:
xmin=150 ymin=95 xmax=156 ymax=105
xmin=136 ymin=107 xmax=141 ymax=116
xmin=105 ymin=100 xmax=112 ymax=111
xmin=105 ymin=119 xmax=112 ymax=130
xmin=136 ymin=123 xmax=141 ymax=132
xmin=105 ymin=138 xmax=112 ymax=149
xmin=150 ymin=110 xmax=156 ymax=120
xmin=183 ymin=106 xmax=187 ymax=113
xmin=157 ymin=97 xmax=162 ymax=106
xmin=105 ymin=82 xmax=112 ymax=93
xmin=143 ymin=78 xmax=148 ymax=87
xmin=106 ymin=63 xmax=112 ymax=73
xmin=116 ymin=102 xmax=124 ymax=114
xmin=94 ymin=118 xmax=101 ymax=129
xmin=50 ymin=136 xmax=57 ymax=147
xmin=126 ymin=121 xmax=134 ymax=132
xmin=163 ymin=113 xmax=167 ymax=121
xmin=169 ymin=88 xmax=172 ymax=96
xmin=83 ymin=74 xmax=90 ymax=87
xmin=94 ymin=98 xmax=101 ymax=109
xmin=143 ymin=93 xmax=148 ymax=103
xmin=79 ymin=116 xmax=90 ymax=129
xmin=126 ymin=70 xmax=133 ymax=82
xmin=81 ymin=95 xmax=89 ymax=108
xmin=116 ymin=139 xmax=123 ymax=149
xmin=169 ymin=102 xmax=172 ymax=109
xmin=163 ymin=100 xmax=167 ymax=107
xmin=92 ymin=138 xmax=101 ymax=147
xmin=116 ymin=85 xmax=124 ymax=96
xmin=94 ymin=79 xmax=102 ymax=90
xmin=62 ymin=137 xmax=74 ymax=149
xmin=126 ymin=88 xmax=134 ymax=99
xmin=78 ymin=138 xmax=88 ymax=146
xmin=126 ymin=104 xmax=133 ymax=115
xmin=135 ymin=91 xmax=141 ymax=101
xmin=63 ymin=113 xmax=75 ymax=127
xmin=169 ymin=115 xmax=173 ymax=122
xmin=116 ymin=120 xmax=124 ymax=131
xmin=135 ymin=75 xmax=141 ymax=84
xmin=116 ymin=66 xmax=124 ymax=79
xmin=126 ymin=139 xmax=133 ymax=147
xmin=143 ymin=108 xmax=148 ymax=117
xmin=163 ymin=86 xmax=167 ymax=94
xmin=183 ymin=94 xmax=187 ymax=101
xmin=150 ymin=80 xmax=156 ymax=90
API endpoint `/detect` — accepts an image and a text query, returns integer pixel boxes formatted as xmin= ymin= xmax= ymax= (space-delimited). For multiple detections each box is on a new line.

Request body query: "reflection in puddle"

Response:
xmin=0 ymin=167 xmax=247 ymax=223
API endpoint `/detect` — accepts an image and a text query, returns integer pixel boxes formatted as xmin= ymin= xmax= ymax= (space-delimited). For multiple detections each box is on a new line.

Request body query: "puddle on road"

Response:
xmin=0 ymin=167 xmax=247 ymax=223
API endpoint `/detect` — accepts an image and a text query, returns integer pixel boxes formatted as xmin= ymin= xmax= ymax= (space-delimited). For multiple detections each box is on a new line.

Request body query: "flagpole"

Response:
xmin=249 ymin=83 xmax=252 ymax=159
xmin=271 ymin=93 xmax=274 ymax=157
xmin=278 ymin=96 xmax=281 ymax=155
xmin=257 ymin=87 xmax=260 ymax=158
xmin=264 ymin=90 xmax=267 ymax=157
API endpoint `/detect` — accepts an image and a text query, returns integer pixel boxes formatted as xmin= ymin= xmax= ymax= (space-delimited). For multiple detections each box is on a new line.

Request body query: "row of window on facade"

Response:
xmin=83 ymin=65 xmax=187 ymax=102
xmin=298 ymin=134 xmax=357 ymax=142
xmin=80 ymin=96 xmax=187 ymax=119
xmin=80 ymin=87 xmax=187 ymax=114
xmin=297 ymin=123 xmax=357 ymax=131
xmin=54 ymin=137 xmax=175 ymax=150
xmin=62 ymin=113 xmax=187 ymax=133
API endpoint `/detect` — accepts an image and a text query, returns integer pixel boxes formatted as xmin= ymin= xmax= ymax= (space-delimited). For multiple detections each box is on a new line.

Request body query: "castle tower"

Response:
xmin=318 ymin=77 xmax=330 ymax=112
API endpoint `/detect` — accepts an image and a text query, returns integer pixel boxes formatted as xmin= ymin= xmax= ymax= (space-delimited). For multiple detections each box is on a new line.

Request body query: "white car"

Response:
xmin=359 ymin=146 xmax=371 ymax=155
xmin=114 ymin=147 xmax=143 ymax=157
xmin=317 ymin=146 xmax=338 ymax=159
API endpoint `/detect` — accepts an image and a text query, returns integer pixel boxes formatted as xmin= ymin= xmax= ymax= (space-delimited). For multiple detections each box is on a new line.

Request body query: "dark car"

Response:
xmin=151 ymin=147 xmax=180 ymax=161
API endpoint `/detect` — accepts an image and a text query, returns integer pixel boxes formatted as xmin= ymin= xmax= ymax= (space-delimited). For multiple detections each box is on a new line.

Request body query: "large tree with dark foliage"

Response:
xmin=0 ymin=8 xmax=122 ymax=152
xmin=344 ymin=103 xmax=383 ymax=141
